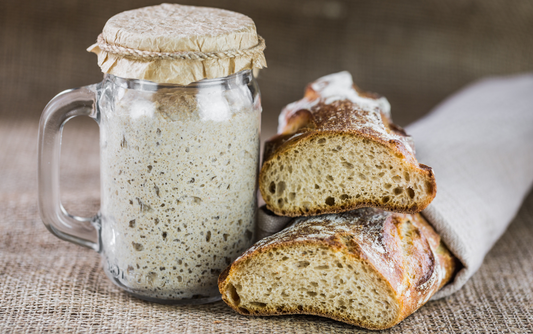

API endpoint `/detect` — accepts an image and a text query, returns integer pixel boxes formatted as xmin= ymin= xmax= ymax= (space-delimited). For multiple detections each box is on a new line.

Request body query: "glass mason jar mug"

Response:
xmin=38 ymin=70 xmax=261 ymax=304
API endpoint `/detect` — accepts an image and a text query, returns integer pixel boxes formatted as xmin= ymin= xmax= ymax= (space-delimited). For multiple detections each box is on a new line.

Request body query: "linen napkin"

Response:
xmin=256 ymin=73 xmax=533 ymax=299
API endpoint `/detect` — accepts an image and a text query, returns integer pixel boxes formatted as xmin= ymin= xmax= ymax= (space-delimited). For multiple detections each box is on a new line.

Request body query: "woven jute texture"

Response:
xmin=1 ymin=120 xmax=533 ymax=333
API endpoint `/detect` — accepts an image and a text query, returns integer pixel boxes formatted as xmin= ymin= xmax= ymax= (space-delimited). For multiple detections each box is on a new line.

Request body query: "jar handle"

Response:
xmin=38 ymin=84 xmax=101 ymax=252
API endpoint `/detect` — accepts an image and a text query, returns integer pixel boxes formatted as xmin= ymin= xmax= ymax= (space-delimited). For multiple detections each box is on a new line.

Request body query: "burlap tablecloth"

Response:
xmin=0 ymin=116 xmax=532 ymax=333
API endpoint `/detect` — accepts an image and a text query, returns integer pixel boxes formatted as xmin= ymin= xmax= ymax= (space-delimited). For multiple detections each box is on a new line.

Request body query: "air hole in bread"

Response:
xmin=404 ymin=172 xmax=410 ymax=182
xmin=325 ymin=197 xmax=335 ymax=206
xmin=278 ymin=181 xmax=286 ymax=195
xmin=315 ymin=265 xmax=329 ymax=270
xmin=407 ymin=188 xmax=415 ymax=199
xmin=384 ymin=183 xmax=392 ymax=189
xmin=269 ymin=182 xmax=276 ymax=194
xmin=307 ymin=291 xmax=317 ymax=297
xmin=295 ymin=261 xmax=310 ymax=268
xmin=392 ymin=176 xmax=401 ymax=183
xmin=277 ymin=198 xmax=284 ymax=207
xmin=251 ymin=302 xmax=267 ymax=308
xmin=289 ymin=192 xmax=296 ymax=201
xmin=326 ymin=175 xmax=334 ymax=181
xmin=318 ymin=138 xmax=326 ymax=145
xmin=342 ymin=161 xmax=354 ymax=169
xmin=340 ymin=194 xmax=349 ymax=201
xmin=393 ymin=187 xmax=403 ymax=195
xmin=226 ymin=283 xmax=241 ymax=305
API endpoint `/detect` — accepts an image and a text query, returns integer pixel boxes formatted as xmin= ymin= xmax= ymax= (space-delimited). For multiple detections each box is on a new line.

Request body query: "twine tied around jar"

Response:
xmin=96 ymin=34 xmax=266 ymax=61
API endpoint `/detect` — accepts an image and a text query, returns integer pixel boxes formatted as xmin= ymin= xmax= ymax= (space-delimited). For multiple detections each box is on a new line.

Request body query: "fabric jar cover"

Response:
xmin=257 ymin=73 xmax=533 ymax=299
xmin=88 ymin=3 xmax=267 ymax=85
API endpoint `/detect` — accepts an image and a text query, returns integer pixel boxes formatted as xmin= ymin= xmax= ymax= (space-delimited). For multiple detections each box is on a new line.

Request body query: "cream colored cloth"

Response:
xmin=257 ymin=73 xmax=533 ymax=299
xmin=408 ymin=73 xmax=533 ymax=298
xmin=256 ymin=208 xmax=292 ymax=241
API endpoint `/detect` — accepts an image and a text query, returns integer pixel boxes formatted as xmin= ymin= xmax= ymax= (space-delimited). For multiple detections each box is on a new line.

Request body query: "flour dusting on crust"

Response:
xmin=276 ymin=72 xmax=414 ymax=156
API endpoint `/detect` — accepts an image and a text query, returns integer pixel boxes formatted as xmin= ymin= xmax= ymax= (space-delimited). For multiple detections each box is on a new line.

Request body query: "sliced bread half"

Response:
xmin=260 ymin=72 xmax=436 ymax=217
xmin=218 ymin=208 xmax=456 ymax=330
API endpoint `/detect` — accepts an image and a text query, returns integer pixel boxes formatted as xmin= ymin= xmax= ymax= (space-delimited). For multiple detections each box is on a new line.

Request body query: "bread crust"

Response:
xmin=218 ymin=209 xmax=456 ymax=330
xmin=260 ymin=73 xmax=437 ymax=217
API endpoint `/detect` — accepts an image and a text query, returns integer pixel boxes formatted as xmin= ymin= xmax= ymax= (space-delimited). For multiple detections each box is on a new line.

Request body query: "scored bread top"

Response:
xmin=265 ymin=71 xmax=420 ymax=168
xmin=278 ymin=71 xmax=391 ymax=132
xmin=275 ymin=71 xmax=415 ymax=159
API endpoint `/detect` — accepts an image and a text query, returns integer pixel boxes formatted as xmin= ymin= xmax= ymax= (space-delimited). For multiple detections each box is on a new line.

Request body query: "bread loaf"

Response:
xmin=259 ymin=72 xmax=436 ymax=217
xmin=218 ymin=208 xmax=456 ymax=330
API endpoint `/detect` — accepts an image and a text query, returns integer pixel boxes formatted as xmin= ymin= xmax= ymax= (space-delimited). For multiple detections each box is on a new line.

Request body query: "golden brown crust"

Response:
xmin=218 ymin=209 xmax=456 ymax=330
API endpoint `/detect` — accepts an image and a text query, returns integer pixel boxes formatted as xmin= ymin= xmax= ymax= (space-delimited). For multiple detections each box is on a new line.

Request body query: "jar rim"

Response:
xmin=106 ymin=70 xmax=252 ymax=91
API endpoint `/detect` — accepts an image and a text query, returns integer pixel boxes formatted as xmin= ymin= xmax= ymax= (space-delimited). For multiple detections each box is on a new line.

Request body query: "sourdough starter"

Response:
xmin=99 ymin=84 xmax=260 ymax=299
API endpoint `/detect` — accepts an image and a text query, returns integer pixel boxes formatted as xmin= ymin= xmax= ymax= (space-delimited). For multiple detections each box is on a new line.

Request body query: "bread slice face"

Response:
xmin=260 ymin=131 xmax=436 ymax=216
xmin=218 ymin=209 xmax=456 ymax=330
xmin=259 ymin=72 xmax=436 ymax=217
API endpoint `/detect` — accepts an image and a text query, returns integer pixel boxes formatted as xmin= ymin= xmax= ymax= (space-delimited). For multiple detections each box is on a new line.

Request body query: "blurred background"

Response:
xmin=1 ymin=0 xmax=533 ymax=210
xmin=2 ymin=0 xmax=533 ymax=132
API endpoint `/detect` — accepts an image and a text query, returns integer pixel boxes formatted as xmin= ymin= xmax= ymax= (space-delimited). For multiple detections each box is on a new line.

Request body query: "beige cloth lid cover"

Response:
xmin=88 ymin=3 xmax=267 ymax=85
